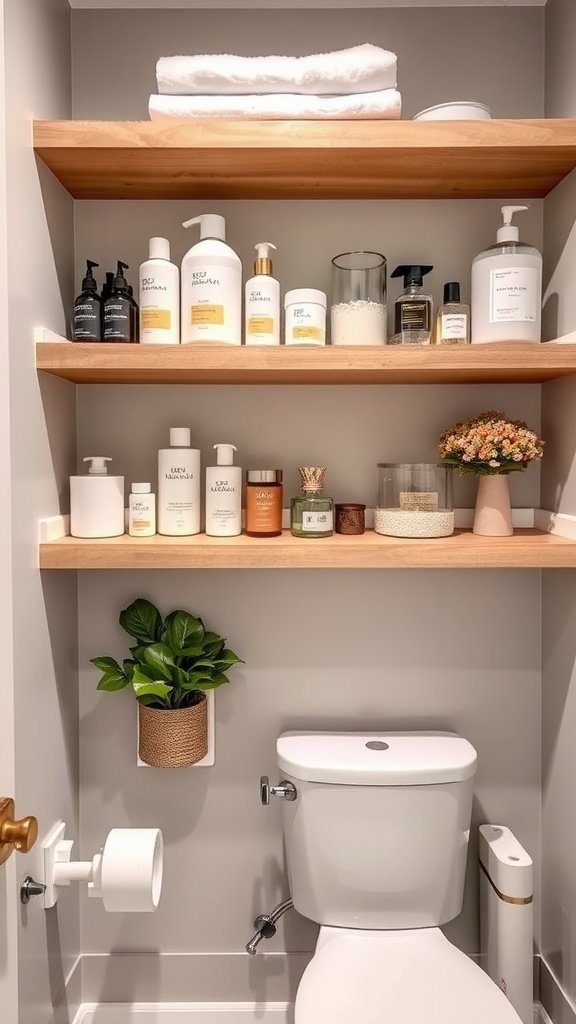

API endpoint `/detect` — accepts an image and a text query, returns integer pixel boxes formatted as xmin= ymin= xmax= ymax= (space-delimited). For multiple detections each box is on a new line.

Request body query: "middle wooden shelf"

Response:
xmin=36 ymin=339 xmax=576 ymax=385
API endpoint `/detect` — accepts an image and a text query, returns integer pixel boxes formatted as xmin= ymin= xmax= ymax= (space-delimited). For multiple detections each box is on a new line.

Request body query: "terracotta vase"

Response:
xmin=138 ymin=695 xmax=208 ymax=768
xmin=473 ymin=474 xmax=513 ymax=537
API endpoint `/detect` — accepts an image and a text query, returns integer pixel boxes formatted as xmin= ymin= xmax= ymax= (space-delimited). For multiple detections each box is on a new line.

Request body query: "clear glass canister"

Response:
xmin=330 ymin=251 xmax=387 ymax=346
xmin=375 ymin=463 xmax=454 ymax=538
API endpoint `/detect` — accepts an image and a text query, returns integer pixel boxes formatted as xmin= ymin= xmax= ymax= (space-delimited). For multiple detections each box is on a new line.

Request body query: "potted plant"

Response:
xmin=439 ymin=411 xmax=544 ymax=537
xmin=91 ymin=598 xmax=243 ymax=768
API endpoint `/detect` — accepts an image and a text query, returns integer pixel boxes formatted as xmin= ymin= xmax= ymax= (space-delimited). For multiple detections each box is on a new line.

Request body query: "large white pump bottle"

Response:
xmin=471 ymin=205 xmax=542 ymax=344
xmin=245 ymin=242 xmax=280 ymax=345
xmin=180 ymin=214 xmax=242 ymax=345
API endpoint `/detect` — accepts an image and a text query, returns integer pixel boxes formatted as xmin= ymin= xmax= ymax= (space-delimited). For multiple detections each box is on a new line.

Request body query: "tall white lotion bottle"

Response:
xmin=471 ymin=205 xmax=542 ymax=343
xmin=181 ymin=214 xmax=242 ymax=345
xmin=139 ymin=237 xmax=180 ymax=344
xmin=205 ymin=443 xmax=242 ymax=537
xmin=245 ymin=242 xmax=280 ymax=345
xmin=158 ymin=427 xmax=201 ymax=536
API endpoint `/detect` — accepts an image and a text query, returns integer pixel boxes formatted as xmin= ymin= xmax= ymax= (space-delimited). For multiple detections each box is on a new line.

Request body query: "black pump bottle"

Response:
xmin=73 ymin=260 xmax=102 ymax=341
xmin=103 ymin=261 xmax=139 ymax=343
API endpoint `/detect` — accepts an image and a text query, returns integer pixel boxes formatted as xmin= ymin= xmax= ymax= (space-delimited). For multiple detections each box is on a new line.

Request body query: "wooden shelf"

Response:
xmin=33 ymin=119 xmax=576 ymax=200
xmin=36 ymin=340 xmax=576 ymax=385
xmin=39 ymin=530 xmax=576 ymax=570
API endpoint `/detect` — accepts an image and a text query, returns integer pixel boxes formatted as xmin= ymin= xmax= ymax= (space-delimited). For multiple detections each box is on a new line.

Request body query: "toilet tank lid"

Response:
xmin=277 ymin=731 xmax=477 ymax=786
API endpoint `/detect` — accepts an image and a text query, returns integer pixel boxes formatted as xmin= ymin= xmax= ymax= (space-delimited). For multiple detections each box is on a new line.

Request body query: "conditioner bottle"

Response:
xmin=181 ymin=214 xmax=241 ymax=345
xmin=139 ymin=237 xmax=180 ymax=344
xmin=158 ymin=427 xmax=201 ymax=536
xmin=205 ymin=443 xmax=242 ymax=537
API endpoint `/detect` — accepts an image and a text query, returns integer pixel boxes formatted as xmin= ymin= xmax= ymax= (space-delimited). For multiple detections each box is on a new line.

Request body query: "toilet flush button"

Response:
xmin=365 ymin=741 xmax=389 ymax=751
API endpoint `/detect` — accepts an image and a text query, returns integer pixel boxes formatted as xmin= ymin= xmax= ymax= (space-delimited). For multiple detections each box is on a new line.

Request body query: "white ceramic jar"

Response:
xmin=284 ymin=288 xmax=327 ymax=346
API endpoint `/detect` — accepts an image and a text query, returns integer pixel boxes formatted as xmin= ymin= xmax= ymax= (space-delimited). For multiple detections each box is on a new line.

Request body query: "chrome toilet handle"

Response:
xmin=260 ymin=776 xmax=297 ymax=805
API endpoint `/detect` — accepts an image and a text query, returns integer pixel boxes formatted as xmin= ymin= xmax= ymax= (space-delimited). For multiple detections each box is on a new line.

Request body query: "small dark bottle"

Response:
xmin=103 ymin=261 xmax=139 ymax=343
xmin=73 ymin=260 xmax=102 ymax=342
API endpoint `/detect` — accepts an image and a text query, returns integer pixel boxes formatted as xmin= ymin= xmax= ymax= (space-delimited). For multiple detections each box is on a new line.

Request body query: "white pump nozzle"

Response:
xmin=213 ymin=443 xmax=237 ymax=467
xmin=83 ymin=456 xmax=112 ymax=475
xmin=497 ymin=205 xmax=528 ymax=244
xmin=182 ymin=214 xmax=226 ymax=241
xmin=254 ymin=242 xmax=277 ymax=260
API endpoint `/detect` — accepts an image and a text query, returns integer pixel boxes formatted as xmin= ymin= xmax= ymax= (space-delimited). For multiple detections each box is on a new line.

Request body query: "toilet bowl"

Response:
xmin=274 ymin=731 xmax=524 ymax=1024
xmin=296 ymin=926 xmax=522 ymax=1024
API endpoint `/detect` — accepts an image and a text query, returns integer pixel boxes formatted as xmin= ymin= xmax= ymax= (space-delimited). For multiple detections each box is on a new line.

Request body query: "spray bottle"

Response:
xmin=73 ymin=260 xmax=102 ymax=342
xmin=180 ymin=214 xmax=241 ymax=345
xmin=245 ymin=242 xmax=280 ymax=346
xmin=471 ymin=206 xmax=542 ymax=344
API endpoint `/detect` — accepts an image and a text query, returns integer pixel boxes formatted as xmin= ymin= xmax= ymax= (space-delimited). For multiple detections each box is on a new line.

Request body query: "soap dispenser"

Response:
xmin=180 ymin=214 xmax=242 ymax=345
xmin=471 ymin=205 xmax=542 ymax=344
xmin=103 ymin=261 xmax=139 ymax=343
xmin=245 ymin=242 xmax=280 ymax=345
xmin=70 ymin=457 xmax=125 ymax=538
xmin=205 ymin=443 xmax=242 ymax=537
xmin=391 ymin=265 xmax=434 ymax=344
xmin=73 ymin=260 xmax=102 ymax=342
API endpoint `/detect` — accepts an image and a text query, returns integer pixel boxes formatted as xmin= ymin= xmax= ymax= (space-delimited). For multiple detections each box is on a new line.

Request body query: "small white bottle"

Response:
xmin=70 ymin=457 xmax=124 ymax=539
xmin=129 ymin=483 xmax=156 ymax=537
xmin=245 ymin=242 xmax=280 ymax=345
xmin=139 ymin=237 xmax=180 ymax=344
xmin=205 ymin=443 xmax=242 ymax=537
xmin=158 ymin=427 xmax=201 ymax=536
xmin=180 ymin=213 xmax=242 ymax=345
xmin=471 ymin=205 xmax=542 ymax=344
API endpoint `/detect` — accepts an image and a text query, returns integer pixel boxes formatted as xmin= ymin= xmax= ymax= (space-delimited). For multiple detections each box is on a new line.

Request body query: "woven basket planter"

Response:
xmin=138 ymin=695 xmax=208 ymax=768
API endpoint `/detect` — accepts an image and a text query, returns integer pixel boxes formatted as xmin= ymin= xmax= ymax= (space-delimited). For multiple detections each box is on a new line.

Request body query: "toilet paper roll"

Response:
xmin=99 ymin=828 xmax=163 ymax=913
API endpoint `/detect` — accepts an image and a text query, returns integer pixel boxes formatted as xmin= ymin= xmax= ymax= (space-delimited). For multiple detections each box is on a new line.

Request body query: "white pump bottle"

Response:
xmin=205 ymin=443 xmax=242 ymax=537
xmin=70 ymin=457 xmax=125 ymax=538
xmin=245 ymin=242 xmax=280 ymax=345
xmin=471 ymin=205 xmax=542 ymax=344
xmin=180 ymin=214 xmax=242 ymax=345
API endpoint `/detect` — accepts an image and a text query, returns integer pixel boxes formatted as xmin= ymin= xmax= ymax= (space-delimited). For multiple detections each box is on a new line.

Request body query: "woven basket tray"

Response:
xmin=138 ymin=696 xmax=208 ymax=768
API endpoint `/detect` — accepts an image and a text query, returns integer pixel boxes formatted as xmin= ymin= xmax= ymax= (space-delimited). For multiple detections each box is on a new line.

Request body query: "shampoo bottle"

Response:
xmin=70 ymin=457 xmax=124 ymax=538
xmin=471 ymin=206 xmax=542 ymax=344
xmin=180 ymin=214 xmax=241 ymax=345
xmin=158 ymin=427 xmax=201 ymax=536
xmin=139 ymin=237 xmax=180 ymax=344
xmin=103 ymin=261 xmax=140 ymax=343
xmin=245 ymin=242 xmax=280 ymax=345
xmin=205 ymin=443 xmax=242 ymax=537
xmin=73 ymin=260 xmax=102 ymax=341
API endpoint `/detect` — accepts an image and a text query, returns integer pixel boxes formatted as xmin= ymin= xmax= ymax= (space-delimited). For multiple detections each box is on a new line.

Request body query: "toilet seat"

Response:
xmin=295 ymin=925 xmax=523 ymax=1024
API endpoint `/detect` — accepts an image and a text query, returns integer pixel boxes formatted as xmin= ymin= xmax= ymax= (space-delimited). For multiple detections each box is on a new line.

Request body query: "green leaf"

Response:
xmin=132 ymin=664 xmax=158 ymax=682
xmin=179 ymin=645 xmax=205 ymax=658
xmin=119 ymin=599 xmax=163 ymax=644
xmin=193 ymin=673 xmax=229 ymax=691
xmin=123 ymin=660 xmax=136 ymax=680
xmin=165 ymin=610 xmax=205 ymax=652
xmin=215 ymin=649 xmax=243 ymax=668
xmin=141 ymin=643 xmax=176 ymax=681
xmin=91 ymin=656 xmax=123 ymax=674
xmin=180 ymin=671 xmax=214 ymax=689
xmin=132 ymin=676 xmax=173 ymax=702
xmin=170 ymin=665 xmax=191 ymax=689
xmin=97 ymin=670 xmax=129 ymax=692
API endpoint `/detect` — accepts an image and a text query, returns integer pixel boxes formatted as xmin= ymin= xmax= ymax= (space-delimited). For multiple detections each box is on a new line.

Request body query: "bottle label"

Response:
xmin=441 ymin=313 xmax=468 ymax=340
xmin=142 ymin=308 xmax=171 ymax=330
xmin=397 ymin=301 xmax=431 ymax=333
xmin=248 ymin=316 xmax=274 ymax=335
xmin=489 ymin=268 xmax=539 ymax=323
xmin=191 ymin=304 xmax=224 ymax=326
xmin=302 ymin=510 xmax=334 ymax=532
xmin=292 ymin=326 xmax=321 ymax=341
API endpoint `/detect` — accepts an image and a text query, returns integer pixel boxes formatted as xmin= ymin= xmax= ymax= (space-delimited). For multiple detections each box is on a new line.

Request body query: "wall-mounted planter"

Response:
xmin=138 ymin=697 xmax=208 ymax=768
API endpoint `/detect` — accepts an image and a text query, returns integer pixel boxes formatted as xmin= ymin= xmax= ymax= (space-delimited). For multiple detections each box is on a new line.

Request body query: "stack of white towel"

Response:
xmin=149 ymin=43 xmax=401 ymax=121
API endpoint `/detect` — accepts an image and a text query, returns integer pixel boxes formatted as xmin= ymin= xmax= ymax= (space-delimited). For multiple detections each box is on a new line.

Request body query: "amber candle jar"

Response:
xmin=245 ymin=470 xmax=283 ymax=537
xmin=335 ymin=503 xmax=366 ymax=535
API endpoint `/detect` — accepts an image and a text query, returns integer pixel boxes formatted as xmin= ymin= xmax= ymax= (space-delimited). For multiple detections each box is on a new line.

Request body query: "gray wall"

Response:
xmin=541 ymin=0 xmax=576 ymax=1012
xmin=3 ymin=1 xmax=79 ymax=1022
xmin=71 ymin=4 xmax=545 ymax=971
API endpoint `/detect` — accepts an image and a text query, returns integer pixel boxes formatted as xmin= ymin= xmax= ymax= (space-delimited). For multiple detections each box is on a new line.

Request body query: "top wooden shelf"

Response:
xmin=33 ymin=118 xmax=576 ymax=200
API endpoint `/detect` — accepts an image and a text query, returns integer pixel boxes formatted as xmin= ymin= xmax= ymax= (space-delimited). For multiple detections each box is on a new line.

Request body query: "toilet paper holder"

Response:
xmin=40 ymin=821 xmax=163 ymax=912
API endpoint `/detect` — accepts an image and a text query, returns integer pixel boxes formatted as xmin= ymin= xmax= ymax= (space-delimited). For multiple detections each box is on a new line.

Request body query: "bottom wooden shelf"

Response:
xmin=38 ymin=529 xmax=576 ymax=570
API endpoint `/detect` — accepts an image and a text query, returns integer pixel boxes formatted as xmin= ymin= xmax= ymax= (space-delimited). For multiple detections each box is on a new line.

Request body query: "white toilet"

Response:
xmin=276 ymin=730 xmax=523 ymax=1024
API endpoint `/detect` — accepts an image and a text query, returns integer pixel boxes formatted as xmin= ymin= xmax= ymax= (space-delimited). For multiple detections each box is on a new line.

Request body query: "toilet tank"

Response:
xmin=277 ymin=731 xmax=477 ymax=930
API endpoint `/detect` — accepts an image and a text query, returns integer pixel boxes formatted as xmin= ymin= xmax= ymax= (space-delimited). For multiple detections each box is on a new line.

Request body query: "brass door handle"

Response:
xmin=0 ymin=798 xmax=38 ymax=865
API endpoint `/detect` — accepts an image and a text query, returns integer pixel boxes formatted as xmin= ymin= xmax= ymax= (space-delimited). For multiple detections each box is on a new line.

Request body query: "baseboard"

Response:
xmin=540 ymin=959 xmax=576 ymax=1024
xmin=73 ymin=1002 xmax=291 ymax=1024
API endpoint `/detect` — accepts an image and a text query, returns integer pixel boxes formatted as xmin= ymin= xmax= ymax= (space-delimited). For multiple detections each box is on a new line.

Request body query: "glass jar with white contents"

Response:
xmin=331 ymin=251 xmax=387 ymax=346
xmin=375 ymin=464 xmax=454 ymax=538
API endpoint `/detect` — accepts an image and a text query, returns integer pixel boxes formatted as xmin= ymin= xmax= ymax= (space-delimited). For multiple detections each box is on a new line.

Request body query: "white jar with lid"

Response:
xmin=284 ymin=288 xmax=327 ymax=346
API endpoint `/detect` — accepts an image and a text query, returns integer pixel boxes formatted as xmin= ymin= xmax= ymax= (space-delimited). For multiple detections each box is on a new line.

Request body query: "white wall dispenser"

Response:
xmin=479 ymin=824 xmax=533 ymax=1024
xmin=70 ymin=456 xmax=124 ymax=539
xmin=41 ymin=821 xmax=163 ymax=912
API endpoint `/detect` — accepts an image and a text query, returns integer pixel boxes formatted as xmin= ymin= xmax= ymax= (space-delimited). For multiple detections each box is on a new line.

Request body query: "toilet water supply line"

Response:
xmin=246 ymin=898 xmax=294 ymax=954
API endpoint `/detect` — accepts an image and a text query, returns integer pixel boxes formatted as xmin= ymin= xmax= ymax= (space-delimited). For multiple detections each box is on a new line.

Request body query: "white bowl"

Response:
xmin=413 ymin=101 xmax=492 ymax=121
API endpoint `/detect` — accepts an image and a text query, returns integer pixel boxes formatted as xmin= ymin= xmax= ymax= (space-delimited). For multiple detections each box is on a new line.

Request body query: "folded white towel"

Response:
xmin=156 ymin=44 xmax=397 ymax=96
xmin=149 ymin=89 xmax=402 ymax=121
